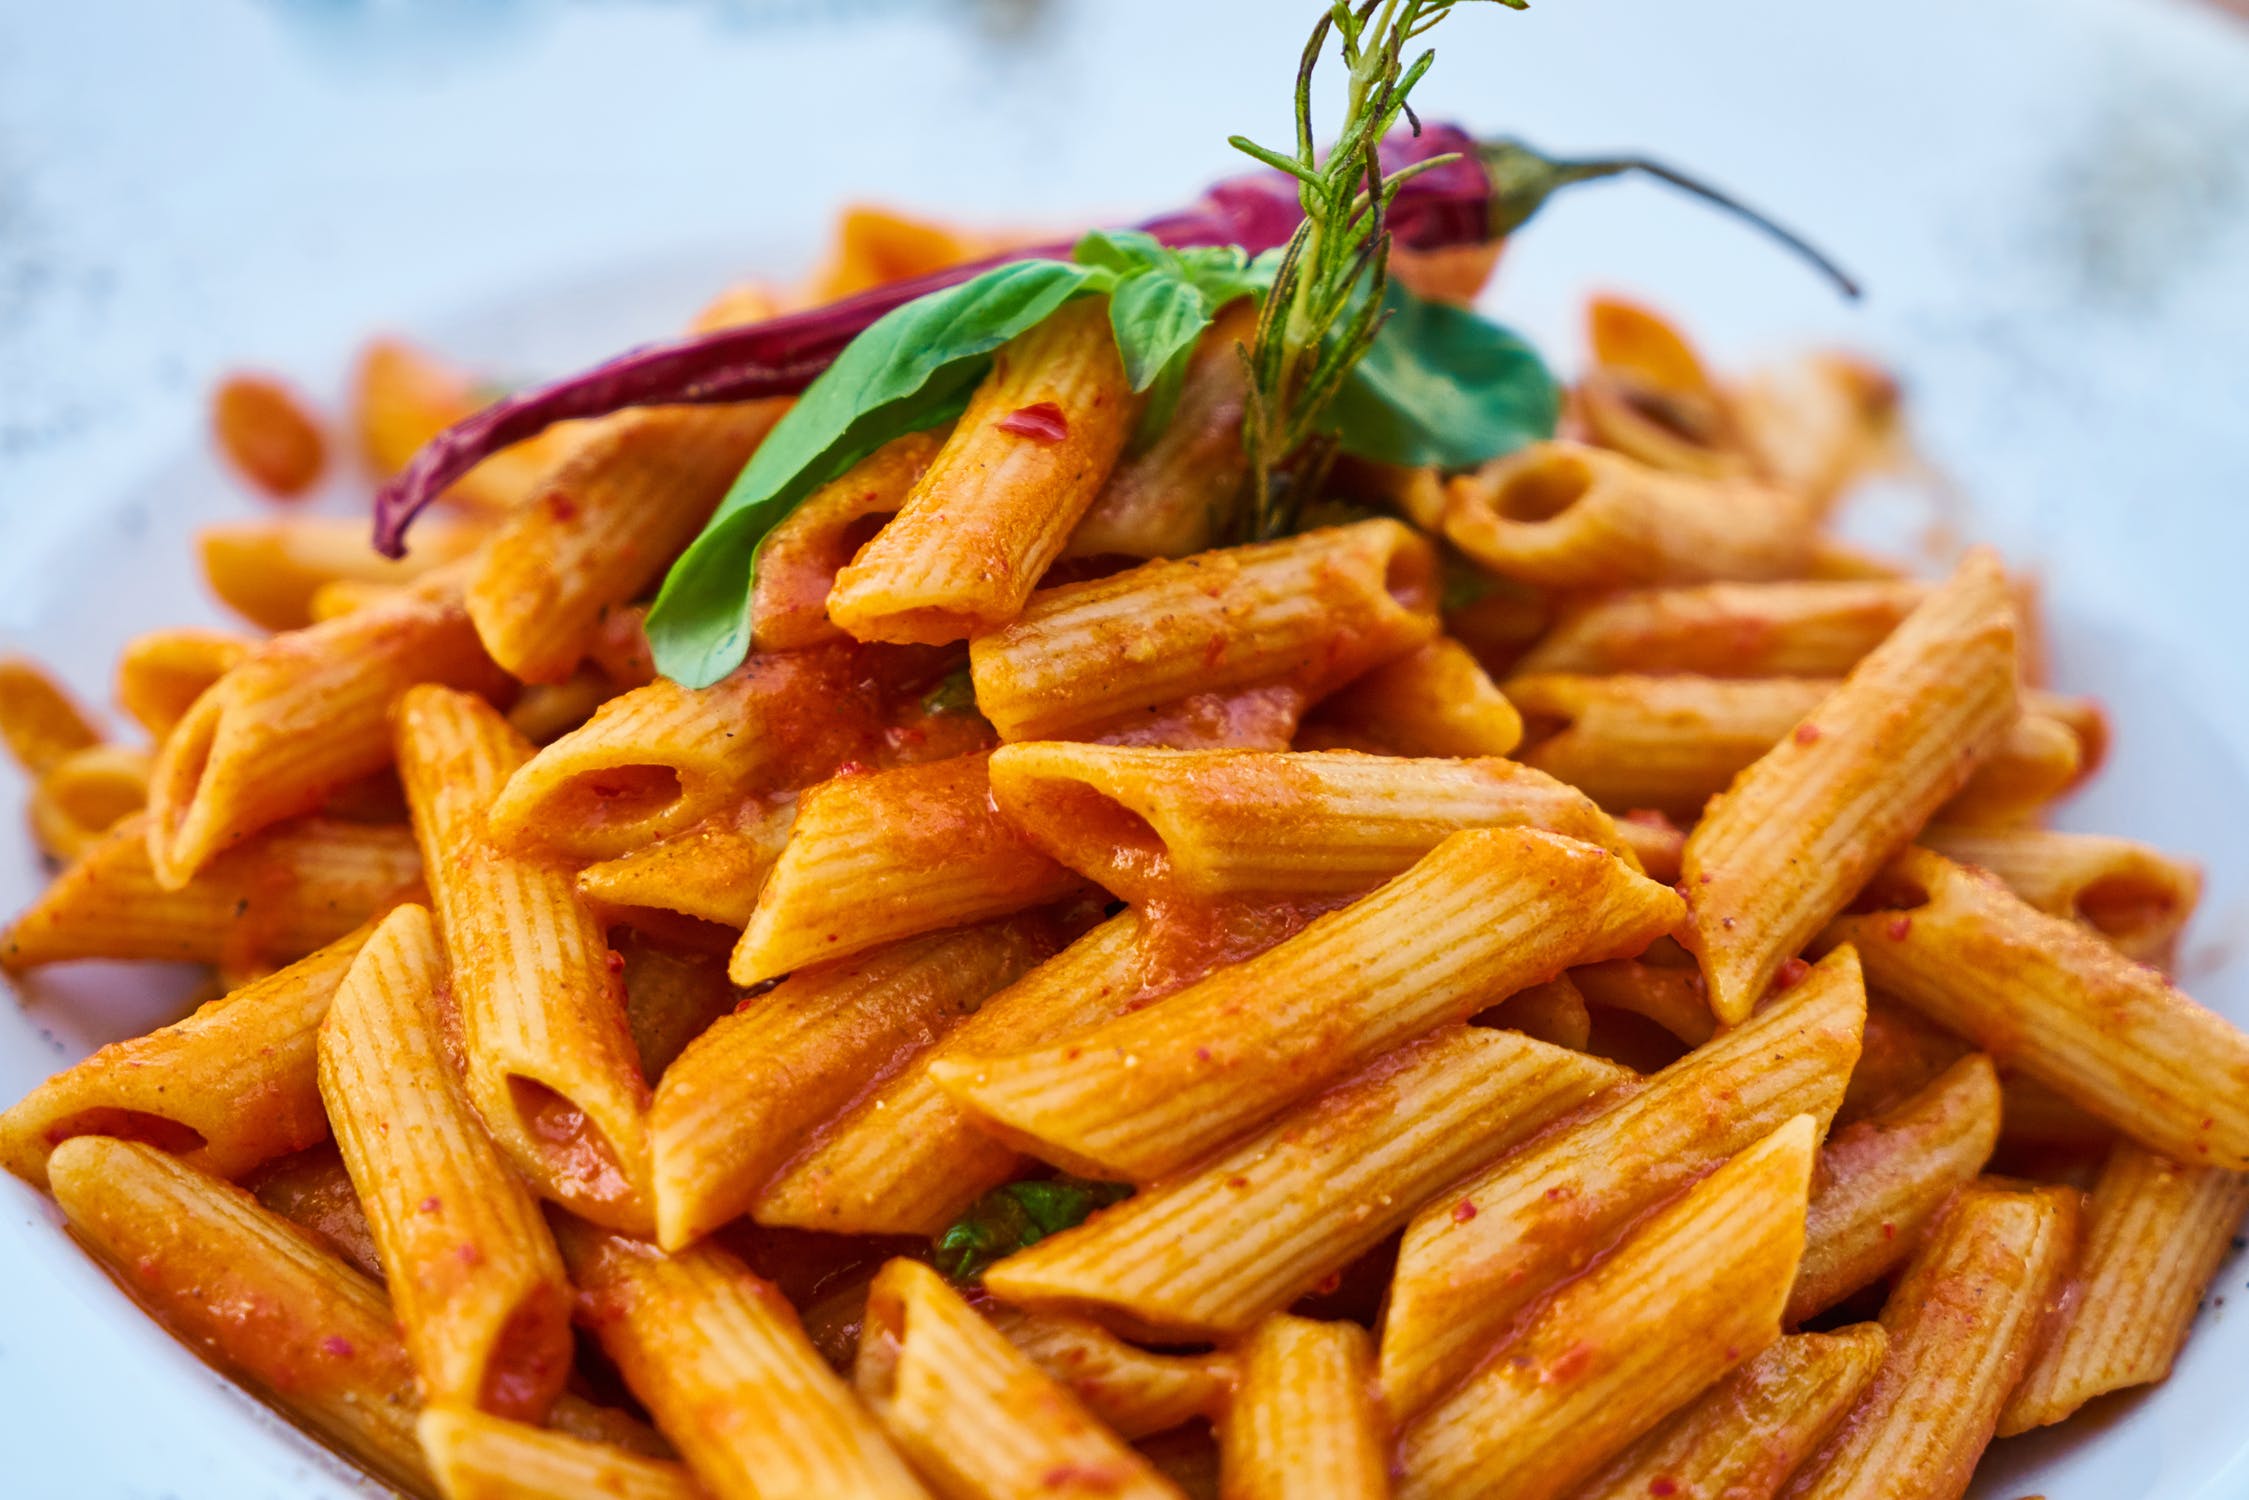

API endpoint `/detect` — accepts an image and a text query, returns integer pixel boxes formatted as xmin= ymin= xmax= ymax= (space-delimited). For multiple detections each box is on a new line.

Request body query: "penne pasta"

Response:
xmin=1 ymin=811 xmax=418 ymax=970
xmin=199 ymin=514 xmax=486 ymax=633
xmin=0 ymin=656 xmax=101 ymax=776
xmin=1064 ymin=305 xmax=1255 ymax=561
xmin=1920 ymin=823 xmax=2201 ymax=965
xmin=47 ymin=1137 xmax=437 ymax=1496
xmin=1730 ymin=352 xmax=1898 ymax=513
xmin=113 ymin=627 xmax=256 ymax=742
xmin=985 ymin=1026 xmax=1627 ymax=1338
xmin=1292 ymin=637 xmax=1523 ymax=757
xmin=1828 ymin=847 xmax=2249 ymax=1168
xmin=578 ymin=794 xmax=797 ymax=929
xmin=1395 ymin=1115 xmax=1818 ymax=1500
xmin=616 ymin=933 xmax=739 ymax=1080
xmin=932 ymin=827 xmax=1681 ymax=1181
xmin=1788 ymin=1053 xmax=2002 ymax=1324
xmin=754 ymin=912 xmax=1150 ymax=1236
xmin=1573 ymin=295 xmax=1746 ymax=481
xmin=1837 ymin=1001 xmax=1965 ymax=1126
xmin=248 ymin=1144 xmax=389 ymax=1281
xmin=1680 ymin=549 xmax=2020 ymax=1023
xmin=1512 ymin=579 xmax=1926 ymax=679
xmin=1569 ymin=955 xmax=1715 ymax=1047
xmin=729 ymin=753 xmax=1081 ymax=987
xmin=1443 ymin=440 xmax=1817 ymax=589
xmin=1777 ymin=1182 xmax=2079 ymax=1500
xmin=1487 ymin=974 xmax=1593 ymax=1050
xmin=145 ymin=579 xmax=508 ymax=889
xmin=987 ymin=742 xmax=1633 ymax=904
xmin=1572 ymin=1327 xmax=1889 ymax=1500
xmin=0 ymin=922 xmax=373 ymax=1187
xmin=967 ymin=519 xmax=1438 ymax=743
xmin=829 ymin=298 xmax=1137 ymax=644
xmin=652 ymin=916 xmax=1058 ymax=1249
xmin=1379 ymin=945 xmax=1864 ymax=1419
xmin=352 ymin=335 xmax=584 ymax=514
xmin=317 ymin=904 xmax=574 ymax=1419
xmin=751 ymin=431 xmax=944 ymax=653
xmin=468 ymin=402 xmax=787 ymax=683
xmin=985 ymin=1306 xmax=1233 ymax=1440
xmin=1998 ymin=1142 xmax=2249 ymax=1434
xmin=488 ymin=643 xmax=922 ymax=863
xmin=1218 ymin=1315 xmax=1387 ymax=1500
xmin=557 ymin=1220 xmax=929 ymax=1500
xmin=26 ymin=741 xmax=151 ymax=861
xmin=417 ymin=1406 xmax=707 ymax=1500
xmin=395 ymin=686 xmax=655 ymax=1232
xmin=1508 ymin=672 xmax=2076 ymax=826
xmin=857 ymin=1258 xmax=1179 ymax=1500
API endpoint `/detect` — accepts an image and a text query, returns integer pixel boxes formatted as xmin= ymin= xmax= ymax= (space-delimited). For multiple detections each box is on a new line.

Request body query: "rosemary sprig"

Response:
xmin=1230 ymin=0 xmax=1521 ymax=540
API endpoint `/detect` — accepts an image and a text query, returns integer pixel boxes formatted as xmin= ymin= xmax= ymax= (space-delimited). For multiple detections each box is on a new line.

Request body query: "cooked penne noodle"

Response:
xmin=730 ymin=753 xmax=1080 ymax=987
xmin=1680 ymin=549 xmax=2020 ymax=1023
xmin=1569 ymin=956 xmax=1715 ymax=1047
xmin=1574 ymin=295 xmax=1746 ymax=481
xmin=1777 ymin=1182 xmax=2079 ymax=1500
xmin=1293 ymin=637 xmax=1523 ymax=757
xmin=26 ymin=741 xmax=151 ymax=861
xmin=248 ymin=1144 xmax=388 ymax=1280
xmin=0 ymin=656 xmax=101 ymax=776
xmin=985 ymin=1306 xmax=1233 ymax=1440
xmin=395 ymin=686 xmax=655 ymax=1232
xmin=146 ymin=579 xmax=508 ymax=889
xmin=1837 ymin=1001 xmax=1965 ymax=1126
xmin=1379 ymin=945 xmax=1864 ymax=1420
xmin=578 ymin=795 xmax=797 ymax=929
xmin=352 ymin=335 xmax=584 ymax=514
xmin=652 ymin=916 xmax=1057 ymax=1248
xmin=751 ymin=432 xmax=944 ymax=652
xmin=754 ymin=913 xmax=1149 ymax=1235
xmin=1487 ymin=974 xmax=1593 ymax=1050
xmin=804 ymin=203 xmax=1009 ymax=304
xmin=0 ymin=922 xmax=372 ymax=1186
xmin=46 ymin=1137 xmax=437 ymax=1496
xmin=1998 ymin=1143 xmax=2249 ymax=1434
xmin=417 ymin=1407 xmax=707 ymax=1500
xmin=1064 ymin=305 xmax=1255 ymax=561
xmin=1218 ymin=1315 xmax=1386 ymax=1500
xmin=830 ymin=298 xmax=1136 ymax=644
xmin=1443 ymin=440 xmax=1817 ymax=589
xmin=1 ymin=811 xmax=417 ymax=970
xmin=1572 ymin=1326 xmax=1888 ymax=1500
xmin=505 ymin=670 xmax=614 ymax=745
xmin=1396 ymin=1115 xmax=1818 ymax=1500
xmin=1509 ymin=672 xmax=2074 ymax=826
xmin=1788 ymin=1054 xmax=2002 ymax=1324
xmin=986 ymin=743 xmax=1632 ymax=904
xmin=488 ymin=643 xmax=915 ymax=862
xmin=468 ymin=402 xmax=787 ymax=683
xmin=318 ymin=904 xmax=574 ymax=1419
xmin=985 ymin=1026 xmax=1626 ymax=1338
xmin=556 ymin=1221 xmax=929 ymax=1500
xmin=198 ymin=514 xmax=486 ymax=632
xmin=857 ymin=1259 xmax=1178 ymax=1500
xmin=1512 ymin=579 xmax=1926 ymax=678
xmin=967 ymin=519 xmax=1438 ymax=743
xmin=1610 ymin=809 xmax=1685 ymax=883
xmin=932 ymin=827 xmax=1681 ymax=1181
xmin=1730 ymin=352 xmax=1898 ymax=512
xmin=114 ymin=627 xmax=256 ymax=742
xmin=1920 ymin=824 xmax=2201 ymax=964
xmin=1828 ymin=847 xmax=2249 ymax=1168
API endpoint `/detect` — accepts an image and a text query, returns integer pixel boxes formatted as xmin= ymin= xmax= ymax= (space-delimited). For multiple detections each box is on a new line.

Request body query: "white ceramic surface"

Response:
xmin=2 ymin=1 xmax=2247 ymax=1495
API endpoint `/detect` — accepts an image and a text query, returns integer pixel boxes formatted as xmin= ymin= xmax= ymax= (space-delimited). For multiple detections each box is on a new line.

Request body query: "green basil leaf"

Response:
xmin=1326 ymin=281 xmax=1561 ymax=470
xmin=1108 ymin=270 xmax=1212 ymax=394
xmin=1073 ymin=227 xmax=1171 ymax=277
xmin=646 ymin=258 xmax=1103 ymax=688
xmin=932 ymin=1175 xmax=1133 ymax=1284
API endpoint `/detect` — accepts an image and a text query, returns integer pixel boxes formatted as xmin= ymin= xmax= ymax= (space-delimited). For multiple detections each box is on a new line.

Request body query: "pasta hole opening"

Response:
xmin=553 ymin=765 xmax=686 ymax=833
xmin=1382 ymin=536 xmax=1440 ymax=613
xmin=42 ymin=1108 xmax=207 ymax=1159
xmin=1849 ymin=872 xmax=1932 ymax=915
xmin=855 ymin=1286 xmax=906 ymax=1402
xmin=837 ymin=511 xmax=898 ymax=565
xmin=1034 ymin=781 xmax=1167 ymax=877
xmin=480 ymin=1282 xmax=575 ymax=1422
xmin=2075 ymin=873 xmax=2178 ymax=944
xmin=507 ymin=1076 xmax=636 ymax=1207
xmin=1617 ymin=378 xmax=1725 ymax=449
xmin=153 ymin=698 xmax=222 ymax=849
xmin=1492 ymin=451 xmax=1593 ymax=524
xmin=1514 ymin=710 xmax=1575 ymax=750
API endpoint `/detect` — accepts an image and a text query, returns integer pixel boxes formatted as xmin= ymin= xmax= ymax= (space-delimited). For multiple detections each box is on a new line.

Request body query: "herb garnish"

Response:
xmin=933 ymin=1175 xmax=1134 ymax=1285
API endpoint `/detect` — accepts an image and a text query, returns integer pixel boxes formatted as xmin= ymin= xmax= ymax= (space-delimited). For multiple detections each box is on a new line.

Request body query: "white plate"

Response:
xmin=3 ymin=0 xmax=2247 ymax=1495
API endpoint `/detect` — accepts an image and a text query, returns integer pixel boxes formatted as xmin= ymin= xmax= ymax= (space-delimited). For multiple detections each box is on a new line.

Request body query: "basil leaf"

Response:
xmin=1109 ymin=270 xmax=1213 ymax=394
xmin=1072 ymin=227 xmax=1172 ymax=277
xmin=647 ymin=258 xmax=1103 ymax=688
xmin=1326 ymin=281 xmax=1561 ymax=470
xmin=932 ymin=1175 xmax=1134 ymax=1285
